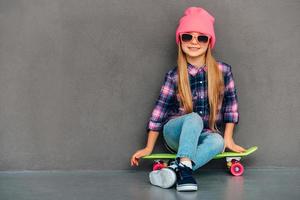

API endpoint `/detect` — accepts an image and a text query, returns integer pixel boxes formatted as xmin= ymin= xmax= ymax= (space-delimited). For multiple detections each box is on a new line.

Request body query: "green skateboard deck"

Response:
xmin=142 ymin=146 xmax=258 ymax=176
xmin=142 ymin=146 xmax=257 ymax=160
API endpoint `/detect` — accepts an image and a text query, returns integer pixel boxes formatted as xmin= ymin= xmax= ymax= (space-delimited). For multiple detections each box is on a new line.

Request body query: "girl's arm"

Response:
xmin=131 ymin=71 xmax=175 ymax=167
xmin=130 ymin=130 xmax=159 ymax=166
xmin=224 ymin=123 xmax=235 ymax=140
xmin=221 ymin=64 xmax=245 ymax=153
xmin=145 ymin=130 xmax=160 ymax=151
xmin=146 ymin=71 xmax=175 ymax=132
xmin=223 ymin=123 xmax=246 ymax=153
xmin=222 ymin=65 xmax=239 ymax=124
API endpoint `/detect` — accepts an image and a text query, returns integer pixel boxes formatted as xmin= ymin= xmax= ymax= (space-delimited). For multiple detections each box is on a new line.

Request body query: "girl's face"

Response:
xmin=179 ymin=32 xmax=210 ymax=58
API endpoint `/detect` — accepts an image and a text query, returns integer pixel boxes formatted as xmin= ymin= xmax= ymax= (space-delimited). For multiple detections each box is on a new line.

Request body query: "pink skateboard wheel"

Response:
xmin=230 ymin=162 xmax=244 ymax=176
xmin=152 ymin=161 xmax=166 ymax=171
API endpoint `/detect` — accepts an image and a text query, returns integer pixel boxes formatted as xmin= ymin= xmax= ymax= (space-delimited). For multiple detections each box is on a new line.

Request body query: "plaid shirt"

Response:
xmin=146 ymin=61 xmax=239 ymax=133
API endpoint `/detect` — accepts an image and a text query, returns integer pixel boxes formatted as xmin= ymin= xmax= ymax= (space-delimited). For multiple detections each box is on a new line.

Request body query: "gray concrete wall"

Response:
xmin=0 ymin=0 xmax=299 ymax=170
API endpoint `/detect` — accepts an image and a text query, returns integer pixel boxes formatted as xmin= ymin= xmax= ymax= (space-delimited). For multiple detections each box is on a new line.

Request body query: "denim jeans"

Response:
xmin=163 ymin=112 xmax=225 ymax=171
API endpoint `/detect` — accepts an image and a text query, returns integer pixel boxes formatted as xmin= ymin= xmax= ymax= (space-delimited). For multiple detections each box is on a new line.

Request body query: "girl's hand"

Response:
xmin=130 ymin=147 xmax=153 ymax=167
xmin=223 ymin=137 xmax=246 ymax=153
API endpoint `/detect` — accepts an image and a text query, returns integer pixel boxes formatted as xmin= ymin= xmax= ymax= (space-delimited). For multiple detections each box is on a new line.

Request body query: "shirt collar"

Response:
xmin=187 ymin=63 xmax=207 ymax=76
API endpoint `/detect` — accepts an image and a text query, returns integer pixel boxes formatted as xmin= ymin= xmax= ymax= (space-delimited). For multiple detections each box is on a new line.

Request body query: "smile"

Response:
xmin=188 ymin=47 xmax=200 ymax=51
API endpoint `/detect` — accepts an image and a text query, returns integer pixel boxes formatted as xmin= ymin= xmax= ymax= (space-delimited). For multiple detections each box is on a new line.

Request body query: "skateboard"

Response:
xmin=142 ymin=146 xmax=258 ymax=176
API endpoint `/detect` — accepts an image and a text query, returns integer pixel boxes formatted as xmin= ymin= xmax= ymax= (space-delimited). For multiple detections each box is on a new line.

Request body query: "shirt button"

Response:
xmin=199 ymin=111 xmax=203 ymax=114
xmin=200 ymin=81 xmax=203 ymax=83
xmin=200 ymin=96 xmax=204 ymax=99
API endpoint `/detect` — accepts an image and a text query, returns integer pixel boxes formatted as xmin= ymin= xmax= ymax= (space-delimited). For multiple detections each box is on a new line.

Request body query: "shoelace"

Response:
xmin=177 ymin=165 xmax=193 ymax=180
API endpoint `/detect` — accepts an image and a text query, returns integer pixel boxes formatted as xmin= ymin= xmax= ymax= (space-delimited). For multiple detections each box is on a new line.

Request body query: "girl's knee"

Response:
xmin=184 ymin=112 xmax=203 ymax=128
xmin=162 ymin=127 xmax=173 ymax=141
xmin=162 ymin=125 xmax=179 ymax=147
xmin=210 ymin=133 xmax=225 ymax=153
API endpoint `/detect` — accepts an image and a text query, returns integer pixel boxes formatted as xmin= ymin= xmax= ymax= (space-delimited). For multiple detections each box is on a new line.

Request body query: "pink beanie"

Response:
xmin=176 ymin=7 xmax=216 ymax=49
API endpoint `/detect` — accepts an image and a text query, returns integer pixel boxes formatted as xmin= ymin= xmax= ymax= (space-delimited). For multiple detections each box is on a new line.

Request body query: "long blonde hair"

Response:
xmin=176 ymin=41 xmax=224 ymax=131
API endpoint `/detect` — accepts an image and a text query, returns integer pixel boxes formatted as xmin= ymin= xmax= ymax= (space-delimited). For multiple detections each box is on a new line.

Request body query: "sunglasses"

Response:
xmin=180 ymin=33 xmax=209 ymax=44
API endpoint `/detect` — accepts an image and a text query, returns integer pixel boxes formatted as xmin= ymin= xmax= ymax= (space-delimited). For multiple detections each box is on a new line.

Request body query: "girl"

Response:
xmin=130 ymin=6 xmax=246 ymax=192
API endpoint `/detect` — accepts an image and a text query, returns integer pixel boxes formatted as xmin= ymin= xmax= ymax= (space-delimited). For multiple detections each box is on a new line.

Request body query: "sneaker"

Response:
xmin=149 ymin=166 xmax=177 ymax=189
xmin=168 ymin=160 xmax=179 ymax=171
xmin=175 ymin=162 xmax=198 ymax=192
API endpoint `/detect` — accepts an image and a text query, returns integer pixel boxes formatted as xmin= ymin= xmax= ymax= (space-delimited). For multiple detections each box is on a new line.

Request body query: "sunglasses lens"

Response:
xmin=181 ymin=34 xmax=193 ymax=42
xmin=198 ymin=35 xmax=209 ymax=43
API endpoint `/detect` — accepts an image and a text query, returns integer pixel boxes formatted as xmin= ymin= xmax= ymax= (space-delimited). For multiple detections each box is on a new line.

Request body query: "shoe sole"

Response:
xmin=176 ymin=184 xmax=198 ymax=192
xmin=149 ymin=168 xmax=177 ymax=189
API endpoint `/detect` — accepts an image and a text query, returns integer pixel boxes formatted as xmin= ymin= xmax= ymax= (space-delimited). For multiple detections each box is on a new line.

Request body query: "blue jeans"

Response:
xmin=163 ymin=112 xmax=225 ymax=171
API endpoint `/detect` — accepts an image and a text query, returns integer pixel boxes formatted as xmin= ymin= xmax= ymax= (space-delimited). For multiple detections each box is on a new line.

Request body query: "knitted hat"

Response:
xmin=176 ymin=7 xmax=216 ymax=49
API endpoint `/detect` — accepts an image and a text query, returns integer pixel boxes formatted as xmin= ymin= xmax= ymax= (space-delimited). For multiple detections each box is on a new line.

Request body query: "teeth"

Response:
xmin=189 ymin=47 xmax=199 ymax=50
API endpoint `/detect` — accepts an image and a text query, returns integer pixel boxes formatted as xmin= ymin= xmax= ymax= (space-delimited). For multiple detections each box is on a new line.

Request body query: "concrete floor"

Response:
xmin=0 ymin=168 xmax=299 ymax=200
